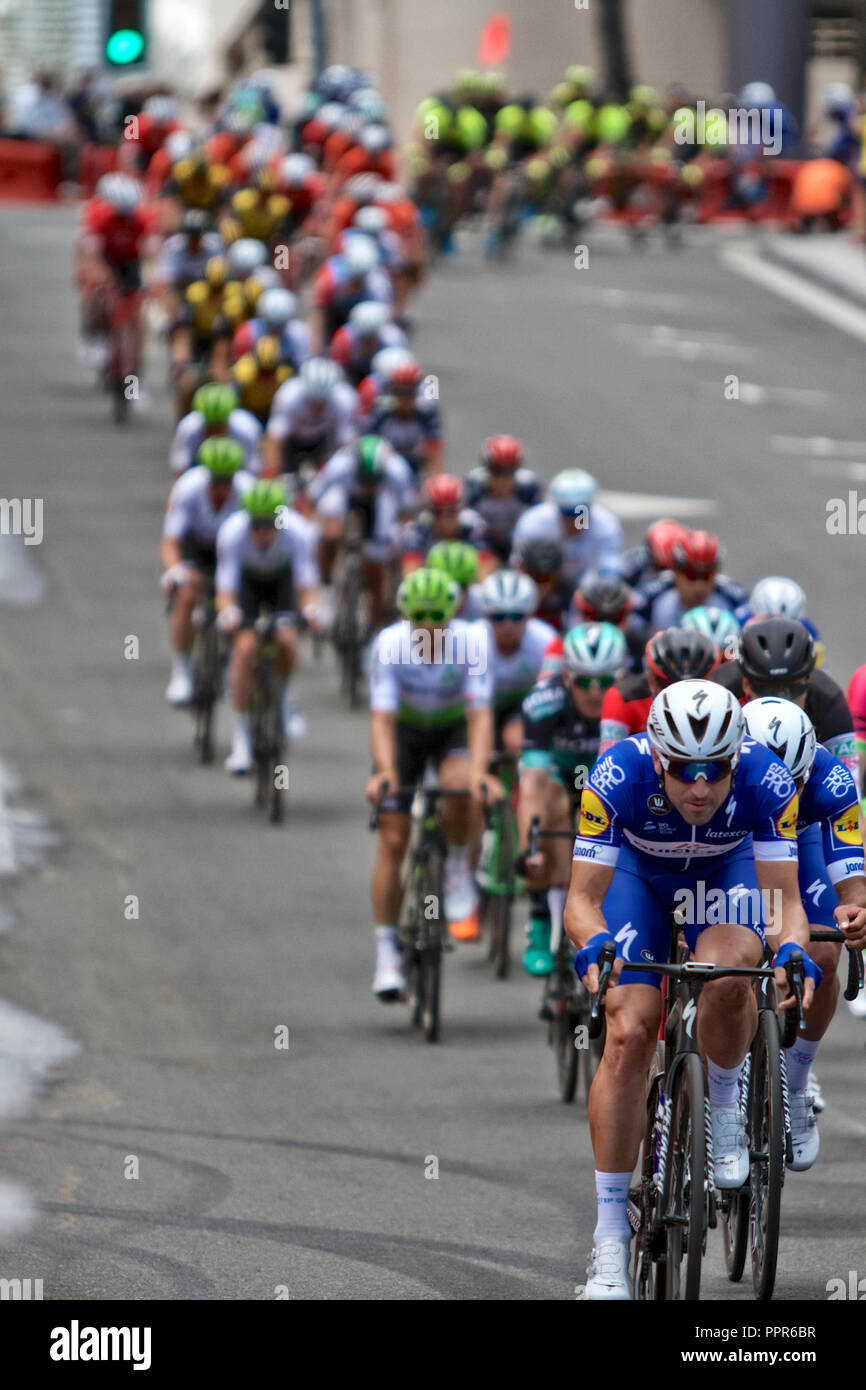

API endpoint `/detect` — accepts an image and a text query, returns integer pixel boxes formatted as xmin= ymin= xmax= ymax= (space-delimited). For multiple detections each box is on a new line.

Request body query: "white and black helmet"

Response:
xmin=480 ymin=569 xmax=538 ymax=618
xmin=647 ymin=679 xmax=745 ymax=767
xmin=342 ymin=234 xmax=380 ymax=276
xmin=300 ymin=357 xmax=341 ymax=399
xmin=257 ymin=287 xmax=297 ymax=327
xmin=348 ymin=300 xmax=389 ymax=336
xmin=227 ymin=237 xmax=268 ymax=277
xmin=96 ymin=173 xmax=143 ymax=214
xmin=562 ymin=622 xmax=627 ymax=676
xmin=743 ymin=697 xmax=817 ymax=785
xmin=749 ymin=576 xmax=806 ymax=622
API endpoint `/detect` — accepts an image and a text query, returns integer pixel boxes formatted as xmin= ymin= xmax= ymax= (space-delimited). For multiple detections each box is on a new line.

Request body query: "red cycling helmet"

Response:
xmin=671 ymin=529 xmax=722 ymax=579
xmin=426 ymin=474 xmax=463 ymax=509
xmin=481 ymin=434 xmax=523 ymax=471
xmin=646 ymin=517 xmax=688 ymax=571
xmin=388 ymin=361 xmax=424 ymax=390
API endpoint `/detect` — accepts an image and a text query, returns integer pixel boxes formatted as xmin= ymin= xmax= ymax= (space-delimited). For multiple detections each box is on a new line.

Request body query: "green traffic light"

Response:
xmin=105 ymin=28 xmax=145 ymax=64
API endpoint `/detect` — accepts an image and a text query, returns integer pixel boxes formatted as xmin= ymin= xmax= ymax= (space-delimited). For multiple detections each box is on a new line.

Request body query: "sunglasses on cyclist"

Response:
xmin=571 ymin=673 xmax=617 ymax=690
xmin=490 ymin=612 xmax=527 ymax=624
xmin=432 ymin=504 xmax=460 ymax=516
xmin=748 ymin=680 xmax=808 ymax=701
xmin=676 ymin=566 xmax=716 ymax=582
xmin=665 ymin=758 xmax=733 ymax=784
xmin=412 ymin=610 xmax=450 ymax=623
xmin=250 ymin=518 xmax=276 ymax=532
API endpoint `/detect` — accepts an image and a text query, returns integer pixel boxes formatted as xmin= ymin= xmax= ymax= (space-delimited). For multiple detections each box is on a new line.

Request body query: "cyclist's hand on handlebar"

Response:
xmin=833 ymin=902 xmax=866 ymax=949
xmin=575 ymin=932 xmax=621 ymax=993
xmin=160 ymin=561 xmax=192 ymax=595
xmin=521 ymin=850 xmax=546 ymax=890
xmin=773 ymin=942 xmax=821 ymax=1012
xmin=366 ymin=771 xmax=396 ymax=806
xmin=582 ymin=955 xmax=624 ymax=995
xmin=216 ymin=605 xmax=242 ymax=635
xmin=471 ymin=772 xmax=503 ymax=807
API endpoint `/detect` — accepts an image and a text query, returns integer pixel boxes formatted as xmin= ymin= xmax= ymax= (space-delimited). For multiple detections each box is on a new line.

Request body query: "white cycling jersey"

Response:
xmin=163 ymin=465 xmax=255 ymax=545
xmin=307 ymin=443 xmax=416 ymax=509
xmin=170 ymin=409 xmax=263 ymax=477
xmin=512 ymin=501 xmax=623 ymax=585
xmin=370 ymin=619 xmax=493 ymax=726
xmin=215 ymin=509 xmax=320 ymax=594
xmin=480 ymin=616 xmax=559 ymax=707
xmin=265 ymin=379 xmax=359 ymax=446
xmin=157 ymin=231 xmax=225 ymax=289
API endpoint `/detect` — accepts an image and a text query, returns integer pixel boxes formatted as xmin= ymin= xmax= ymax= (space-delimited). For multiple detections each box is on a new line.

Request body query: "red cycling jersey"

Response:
xmin=82 ymin=199 xmax=156 ymax=263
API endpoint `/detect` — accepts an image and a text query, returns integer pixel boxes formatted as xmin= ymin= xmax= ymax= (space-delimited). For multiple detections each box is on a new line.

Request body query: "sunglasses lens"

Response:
xmin=492 ymin=613 xmax=525 ymax=623
xmin=575 ymin=673 xmax=616 ymax=690
xmin=669 ymin=759 xmax=730 ymax=783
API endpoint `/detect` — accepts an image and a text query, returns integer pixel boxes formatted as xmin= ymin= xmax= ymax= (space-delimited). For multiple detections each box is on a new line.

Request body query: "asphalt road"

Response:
xmin=0 ymin=206 xmax=865 ymax=1301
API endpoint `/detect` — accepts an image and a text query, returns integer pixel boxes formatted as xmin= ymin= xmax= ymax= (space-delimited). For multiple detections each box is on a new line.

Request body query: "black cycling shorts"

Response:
xmin=378 ymin=719 xmax=468 ymax=813
xmin=181 ymin=534 xmax=216 ymax=578
xmin=239 ymin=566 xmax=296 ymax=627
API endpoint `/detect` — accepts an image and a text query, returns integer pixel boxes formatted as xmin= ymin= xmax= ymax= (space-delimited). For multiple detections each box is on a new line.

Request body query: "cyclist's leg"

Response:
xmin=166 ymin=540 xmax=213 ymax=704
xmin=224 ymin=573 xmax=264 ymax=772
xmin=796 ymin=822 xmax=842 ymax=1043
xmin=370 ymin=730 xmax=422 ymax=997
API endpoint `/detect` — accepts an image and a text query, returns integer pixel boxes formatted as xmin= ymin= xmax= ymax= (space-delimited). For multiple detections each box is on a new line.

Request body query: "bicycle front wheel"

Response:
xmin=664 ymin=1052 xmax=708 ymax=1301
xmin=749 ymin=1009 xmax=784 ymax=1301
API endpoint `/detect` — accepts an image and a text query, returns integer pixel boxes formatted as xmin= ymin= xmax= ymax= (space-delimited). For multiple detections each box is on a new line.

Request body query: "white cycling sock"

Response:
xmin=593 ymin=1170 xmax=632 ymax=1243
xmin=171 ymin=653 xmax=190 ymax=676
xmin=547 ymin=886 xmax=566 ymax=952
xmin=707 ymin=1057 xmax=745 ymax=1106
xmin=785 ymin=1037 xmax=820 ymax=1093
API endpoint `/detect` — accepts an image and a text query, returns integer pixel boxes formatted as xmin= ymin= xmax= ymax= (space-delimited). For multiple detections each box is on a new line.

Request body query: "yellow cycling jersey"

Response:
xmin=185 ymin=279 xmax=249 ymax=338
xmin=232 ymin=355 xmax=293 ymax=416
xmin=231 ymin=188 xmax=292 ymax=242
xmin=171 ymin=158 xmax=230 ymax=211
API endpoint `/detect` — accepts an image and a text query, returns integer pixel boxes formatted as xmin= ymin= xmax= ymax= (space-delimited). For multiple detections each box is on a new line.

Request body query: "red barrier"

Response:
xmin=0 ymin=139 xmax=61 ymax=201
xmin=77 ymin=143 xmax=118 ymax=198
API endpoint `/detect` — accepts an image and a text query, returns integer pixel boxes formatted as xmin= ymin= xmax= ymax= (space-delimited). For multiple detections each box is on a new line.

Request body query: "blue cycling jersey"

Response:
xmin=573 ymin=734 xmax=799 ymax=873
xmin=797 ymin=743 xmax=864 ymax=885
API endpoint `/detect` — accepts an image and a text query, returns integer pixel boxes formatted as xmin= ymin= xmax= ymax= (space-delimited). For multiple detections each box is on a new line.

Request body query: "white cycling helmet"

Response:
xmin=344 ymin=173 xmax=383 ymax=204
xmin=562 ymin=622 xmax=627 ymax=676
xmin=349 ymin=300 xmax=390 ymax=336
xmin=280 ymin=152 xmax=315 ymax=187
xmin=740 ymin=82 xmax=776 ymax=108
xmin=96 ymin=173 xmax=143 ymax=214
xmin=371 ymin=345 xmax=415 ymax=378
xmin=360 ymin=123 xmax=392 ymax=153
xmin=227 ymin=237 xmax=269 ymax=277
xmin=749 ymin=575 xmax=806 ymax=621
xmin=317 ymin=101 xmax=347 ymax=131
xmin=647 ymin=679 xmax=745 ymax=768
xmin=550 ymin=468 xmax=599 ymax=513
xmin=164 ymin=130 xmax=196 ymax=163
xmin=300 ymin=357 xmax=341 ymax=400
xmin=353 ymin=205 xmax=388 ymax=236
xmin=822 ymin=82 xmax=855 ymax=117
xmin=342 ymin=234 xmax=380 ymax=276
xmin=247 ymin=266 xmax=283 ymax=294
xmin=480 ymin=569 xmax=538 ymax=618
xmin=258 ymin=287 xmax=297 ymax=328
xmin=743 ymin=697 xmax=817 ymax=786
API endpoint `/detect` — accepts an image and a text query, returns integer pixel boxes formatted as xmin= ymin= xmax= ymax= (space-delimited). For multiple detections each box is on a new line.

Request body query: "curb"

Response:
xmin=761 ymin=240 xmax=866 ymax=314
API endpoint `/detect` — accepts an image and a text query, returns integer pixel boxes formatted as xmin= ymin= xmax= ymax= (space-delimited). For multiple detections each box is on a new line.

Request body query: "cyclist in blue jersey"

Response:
xmin=743 ymin=698 xmax=866 ymax=1168
xmin=564 ymin=679 xmax=819 ymax=1299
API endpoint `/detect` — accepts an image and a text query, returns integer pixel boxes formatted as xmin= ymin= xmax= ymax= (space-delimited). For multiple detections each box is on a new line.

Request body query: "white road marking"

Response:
xmin=597 ymin=490 xmax=718 ymax=521
xmin=721 ymin=243 xmax=866 ymax=344
xmin=700 ymin=381 xmax=831 ymax=407
xmin=578 ymin=288 xmax=690 ymax=310
xmin=636 ymin=337 xmax=757 ymax=362
xmin=807 ymin=460 xmax=866 ymax=482
xmin=771 ymin=435 xmax=866 ymax=458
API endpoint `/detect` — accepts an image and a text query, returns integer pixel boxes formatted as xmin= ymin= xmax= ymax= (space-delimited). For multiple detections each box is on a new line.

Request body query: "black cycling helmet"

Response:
xmin=645 ymin=627 xmax=719 ymax=683
xmin=740 ymin=617 xmax=816 ymax=692
xmin=183 ymin=209 xmax=211 ymax=237
xmin=516 ymin=537 xmax=563 ymax=579
xmin=576 ymin=575 xmax=633 ymax=624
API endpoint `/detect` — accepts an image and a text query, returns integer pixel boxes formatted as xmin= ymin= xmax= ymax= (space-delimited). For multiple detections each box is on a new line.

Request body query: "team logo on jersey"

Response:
xmin=774 ymin=794 xmax=799 ymax=840
xmin=578 ymin=789 xmax=610 ymax=838
xmin=647 ymin=793 xmax=671 ymax=814
xmin=831 ymin=806 xmax=862 ymax=847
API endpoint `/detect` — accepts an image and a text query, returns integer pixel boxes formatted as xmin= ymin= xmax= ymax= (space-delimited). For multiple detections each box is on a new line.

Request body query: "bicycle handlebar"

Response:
xmin=368 ymin=782 xmax=470 ymax=831
xmin=809 ymin=928 xmax=865 ymax=1002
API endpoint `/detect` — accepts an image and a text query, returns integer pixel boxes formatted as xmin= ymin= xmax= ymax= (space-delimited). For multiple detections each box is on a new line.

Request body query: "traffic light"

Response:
xmin=261 ymin=0 xmax=292 ymax=65
xmin=104 ymin=0 xmax=148 ymax=67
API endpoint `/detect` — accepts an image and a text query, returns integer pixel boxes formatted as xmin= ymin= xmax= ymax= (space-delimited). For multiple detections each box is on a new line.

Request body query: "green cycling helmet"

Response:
xmin=562 ymin=622 xmax=627 ymax=676
xmin=242 ymin=479 xmax=287 ymax=521
xmin=193 ymin=382 xmax=238 ymax=425
xmin=565 ymin=65 xmax=596 ymax=94
xmin=197 ymin=436 xmax=245 ymax=477
xmin=397 ymin=567 xmax=460 ymax=624
xmin=427 ymin=540 xmax=479 ymax=590
xmin=355 ymin=434 xmax=389 ymax=482
xmin=681 ymin=605 xmax=741 ymax=646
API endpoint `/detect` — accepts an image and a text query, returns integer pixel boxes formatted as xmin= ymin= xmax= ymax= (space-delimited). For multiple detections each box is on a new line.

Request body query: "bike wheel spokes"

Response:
xmin=665 ymin=1053 xmax=707 ymax=1301
xmin=749 ymin=1012 xmax=784 ymax=1300
xmin=633 ymin=1072 xmax=666 ymax=1301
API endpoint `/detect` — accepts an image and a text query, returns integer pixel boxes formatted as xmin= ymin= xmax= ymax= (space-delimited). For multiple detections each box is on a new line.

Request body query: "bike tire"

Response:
xmin=490 ymin=892 xmax=512 ymax=980
xmin=665 ymin=1052 xmax=708 ymax=1301
xmin=553 ymin=1002 xmax=579 ymax=1103
xmin=722 ymin=1186 xmax=749 ymax=1284
xmin=749 ymin=1009 xmax=784 ymax=1301
xmin=633 ymin=1067 xmax=666 ymax=1301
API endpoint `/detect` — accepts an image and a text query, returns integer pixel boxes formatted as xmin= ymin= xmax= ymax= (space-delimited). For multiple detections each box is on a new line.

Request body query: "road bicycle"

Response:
xmin=478 ymin=753 xmax=519 ymax=979
xmin=250 ymin=611 xmax=290 ymax=825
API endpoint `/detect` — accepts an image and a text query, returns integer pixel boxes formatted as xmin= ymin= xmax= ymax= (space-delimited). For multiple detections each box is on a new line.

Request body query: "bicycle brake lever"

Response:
xmin=844 ymin=943 xmax=865 ymax=1003
xmin=589 ymin=941 xmax=616 ymax=1040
